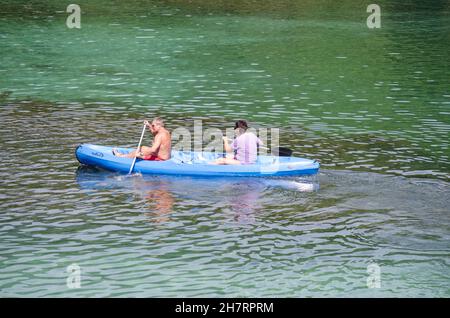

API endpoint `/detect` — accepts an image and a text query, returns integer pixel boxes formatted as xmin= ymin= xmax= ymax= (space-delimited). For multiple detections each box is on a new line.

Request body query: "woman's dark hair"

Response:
xmin=234 ymin=120 xmax=248 ymax=131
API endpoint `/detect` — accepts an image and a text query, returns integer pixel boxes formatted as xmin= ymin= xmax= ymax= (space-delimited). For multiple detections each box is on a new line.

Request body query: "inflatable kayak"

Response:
xmin=75 ymin=144 xmax=319 ymax=177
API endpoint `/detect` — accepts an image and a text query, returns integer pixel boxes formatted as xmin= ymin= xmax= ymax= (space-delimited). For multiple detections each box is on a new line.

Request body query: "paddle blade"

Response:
xmin=272 ymin=147 xmax=293 ymax=157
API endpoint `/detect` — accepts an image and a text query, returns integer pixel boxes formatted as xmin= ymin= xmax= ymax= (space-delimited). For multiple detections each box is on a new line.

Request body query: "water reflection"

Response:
xmin=1 ymin=166 xmax=447 ymax=297
xmin=226 ymin=180 xmax=264 ymax=224
xmin=142 ymin=179 xmax=175 ymax=223
xmin=75 ymin=166 xmax=319 ymax=224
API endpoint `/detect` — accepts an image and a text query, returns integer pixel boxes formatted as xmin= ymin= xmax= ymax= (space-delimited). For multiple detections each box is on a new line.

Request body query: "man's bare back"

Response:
xmin=151 ymin=128 xmax=171 ymax=160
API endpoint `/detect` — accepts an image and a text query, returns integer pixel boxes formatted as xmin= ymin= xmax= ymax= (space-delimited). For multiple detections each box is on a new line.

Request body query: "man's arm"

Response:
xmin=138 ymin=135 xmax=162 ymax=157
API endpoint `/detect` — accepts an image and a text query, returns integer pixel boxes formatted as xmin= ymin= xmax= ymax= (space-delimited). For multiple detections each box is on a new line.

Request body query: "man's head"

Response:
xmin=234 ymin=120 xmax=248 ymax=135
xmin=149 ymin=117 xmax=165 ymax=134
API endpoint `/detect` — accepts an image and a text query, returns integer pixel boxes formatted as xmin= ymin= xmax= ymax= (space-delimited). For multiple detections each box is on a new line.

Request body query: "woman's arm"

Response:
xmin=257 ymin=138 xmax=263 ymax=146
xmin=223 ymin=136 xmax=233 ymax=153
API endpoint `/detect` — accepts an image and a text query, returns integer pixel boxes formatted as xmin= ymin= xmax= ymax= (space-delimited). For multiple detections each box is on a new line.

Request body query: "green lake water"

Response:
xmin=0 ymin=0 xmax=449 ymax=297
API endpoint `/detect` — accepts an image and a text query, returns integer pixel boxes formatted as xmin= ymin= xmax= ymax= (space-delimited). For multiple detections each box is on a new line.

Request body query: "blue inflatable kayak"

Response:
xmin=75 ymin=144 xmax=319 ymax=177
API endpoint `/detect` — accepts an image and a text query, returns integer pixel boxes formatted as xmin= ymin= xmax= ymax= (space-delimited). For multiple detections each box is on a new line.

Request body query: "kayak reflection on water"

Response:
xmin=75 ymin=166 xmax=319 ymax=224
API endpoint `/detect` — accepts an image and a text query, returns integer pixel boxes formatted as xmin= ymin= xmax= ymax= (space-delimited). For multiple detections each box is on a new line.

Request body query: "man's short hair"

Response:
xmin=152 ymin=117 xmax=164 ymax=127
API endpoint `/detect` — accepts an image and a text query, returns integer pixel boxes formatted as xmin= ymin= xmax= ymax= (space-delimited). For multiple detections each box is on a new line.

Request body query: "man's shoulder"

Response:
xmin=161 ymin=129 xmax=171 ymax=138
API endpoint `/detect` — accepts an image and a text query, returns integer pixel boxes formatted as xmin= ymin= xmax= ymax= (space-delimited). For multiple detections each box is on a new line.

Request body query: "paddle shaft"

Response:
xmin=260 ymin=146 xmax=293 ymax=157
xmin=128 ymin=124 xmax=147 ymax=174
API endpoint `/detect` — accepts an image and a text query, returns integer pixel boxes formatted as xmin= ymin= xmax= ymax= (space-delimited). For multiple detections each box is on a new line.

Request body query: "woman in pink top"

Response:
xmin=213 ymin=120 xmax=263 ymax=165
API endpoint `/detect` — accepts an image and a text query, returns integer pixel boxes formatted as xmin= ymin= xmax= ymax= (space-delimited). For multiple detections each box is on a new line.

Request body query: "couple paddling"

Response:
xmin=113 ymin=118 xmax=263 ymax=165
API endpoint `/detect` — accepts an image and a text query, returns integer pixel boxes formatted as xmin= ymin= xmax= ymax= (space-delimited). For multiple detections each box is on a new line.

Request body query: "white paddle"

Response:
xmin=128 ymin=123 xmax=147 ymax=174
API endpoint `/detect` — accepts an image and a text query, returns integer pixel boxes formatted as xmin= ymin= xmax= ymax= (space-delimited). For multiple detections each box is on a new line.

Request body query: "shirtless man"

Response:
xmin=113 ymin=117 xmax=171 ymax=161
